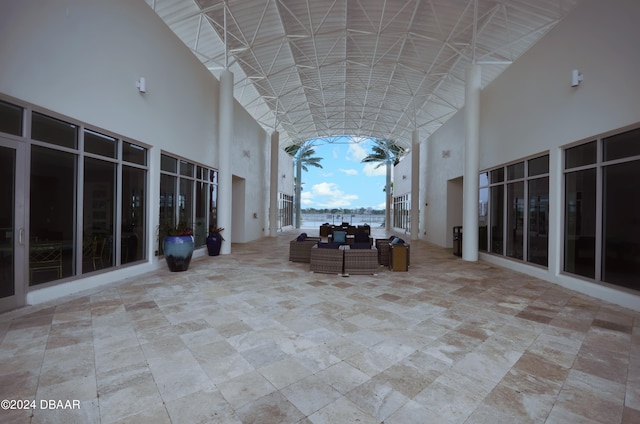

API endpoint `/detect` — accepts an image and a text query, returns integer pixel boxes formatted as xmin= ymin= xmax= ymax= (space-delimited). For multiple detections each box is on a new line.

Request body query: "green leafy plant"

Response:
xmin=159 ymin=221 xmax=193 ymax=238
xmin=209 ymin=226 xmax=225 ymax=241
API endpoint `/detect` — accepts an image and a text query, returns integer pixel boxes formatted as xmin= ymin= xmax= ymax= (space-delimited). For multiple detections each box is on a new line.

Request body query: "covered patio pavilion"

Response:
xmin=0 ymin=228 xmax=638 ymax=423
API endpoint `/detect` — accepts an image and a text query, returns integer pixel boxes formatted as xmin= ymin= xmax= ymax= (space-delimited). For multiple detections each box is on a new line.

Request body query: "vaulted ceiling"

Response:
xmin=147 ymin=0 xmax=580 ymax=149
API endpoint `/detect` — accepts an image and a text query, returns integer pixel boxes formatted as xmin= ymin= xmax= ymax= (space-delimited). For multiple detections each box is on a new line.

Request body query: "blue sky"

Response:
xmin=298 ymin=137 xmax=388 ymax=210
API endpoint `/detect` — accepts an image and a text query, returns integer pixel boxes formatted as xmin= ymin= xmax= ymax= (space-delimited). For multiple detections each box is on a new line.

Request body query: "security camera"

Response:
xmin=571 ymin=69 xmax=583 ymax=87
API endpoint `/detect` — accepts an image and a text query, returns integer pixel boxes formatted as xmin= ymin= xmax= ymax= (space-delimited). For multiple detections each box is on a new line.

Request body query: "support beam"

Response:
xmin=269 ymin=131 xmax=279 ymax=237
xmin=462 ymin=64 xmax=480 ymax=261
xmin=410 ymin=130 xmax=420 ymax=241
xmin=218 ymin=69 xmax=234 ymax=254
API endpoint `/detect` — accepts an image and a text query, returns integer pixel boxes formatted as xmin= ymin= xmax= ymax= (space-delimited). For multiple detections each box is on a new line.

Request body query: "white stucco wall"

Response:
xmin=423 ymin=110 xmax=466 ymax=247
xmin=0 ymin=0 xmax=273 ymax=304
xmin=393 ymin=157 xmax=411 ymax=197
xmin=421 ymin=0 xmax=640 ymax=310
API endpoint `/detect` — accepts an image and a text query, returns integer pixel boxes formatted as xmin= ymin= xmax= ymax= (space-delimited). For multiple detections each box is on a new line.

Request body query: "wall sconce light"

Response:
xmin=402 ymin=175 xmax=407 ymax=180
xmin=442 ymin=150 xmax=450 ymax=158
xmin=571 ymin=69 xmax=583 ymax=87
xmin=242 ymin=149 xmax=251 ymax=158
xmin=136 ymin=77 xmax=146 ymax=93
xmin=281 ymin=173 xmax=286 ymax=179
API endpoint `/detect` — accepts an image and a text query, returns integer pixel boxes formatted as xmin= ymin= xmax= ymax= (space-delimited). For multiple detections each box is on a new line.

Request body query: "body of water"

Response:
xmin=300 ymin=213 xmax=385 ymax=228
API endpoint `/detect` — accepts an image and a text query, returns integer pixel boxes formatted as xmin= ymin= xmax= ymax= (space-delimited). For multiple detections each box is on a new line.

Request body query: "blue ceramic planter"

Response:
xmin=206 ymin=233 xmax=223 ymax=256
xmin=163 ymin=235 xmax=195 ymax=272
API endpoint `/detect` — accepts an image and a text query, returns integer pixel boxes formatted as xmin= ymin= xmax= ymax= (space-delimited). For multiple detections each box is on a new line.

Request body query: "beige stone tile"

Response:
xmin=165 ymin=389 xmax=240 ymax=424
xmin=307 ymin=396 xmax=379 ymax=424
xmin=0 ymin=229 xmax=638 ymax=423
xmin=346 ymin=378 xmax=409 ymax=421
xmin=280 ymin=374 xmax=342 ymax=416
xmin=573 ymin=343 xmax=629 ymax=384
xmin=259 ymin=357 xmax=313 ymax=389
xmin=317 ymin=361 xmax=370 ymax=394
xmin=216 ymin=370 xmax=276 ymax=411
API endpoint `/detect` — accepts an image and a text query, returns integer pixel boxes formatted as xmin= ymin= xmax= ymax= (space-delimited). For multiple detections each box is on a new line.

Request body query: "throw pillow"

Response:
xmin=332 ymin=231 xmax=347 ymax=243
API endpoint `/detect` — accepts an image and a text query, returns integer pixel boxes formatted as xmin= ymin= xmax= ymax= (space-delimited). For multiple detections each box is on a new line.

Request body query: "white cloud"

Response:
xmin=362 ymin=162 xmax=386 ymax=177
xmin=300 ymin=191 xmax=314 ymax=205
xmin=346 ymin=143 xmax=368 ymax=162
xmin=310 ymin=182 xmax=358 ymax=208
xmin=338 ymin=168 xmax=358 ymax=176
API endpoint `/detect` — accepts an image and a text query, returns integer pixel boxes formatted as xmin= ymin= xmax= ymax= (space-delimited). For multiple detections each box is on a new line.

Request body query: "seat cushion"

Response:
xmin=353 ymin=233 xmax=369 ymax=243
xmin=317 ymin=242 xmax=342 ymax=249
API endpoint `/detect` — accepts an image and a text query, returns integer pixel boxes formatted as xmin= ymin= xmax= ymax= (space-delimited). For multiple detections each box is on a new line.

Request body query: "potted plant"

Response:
xmin=160 ymin=221 xmax=195 ymax=272
xmin=206 ymin=227 xmax=225 ymax=256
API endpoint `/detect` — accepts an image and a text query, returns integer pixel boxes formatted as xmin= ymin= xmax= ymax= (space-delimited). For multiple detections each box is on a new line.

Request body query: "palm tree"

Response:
xmin=361 ymin=138 xmax=405 ymax=231
xmin=285 ymin=142 xmax=323 ymax=228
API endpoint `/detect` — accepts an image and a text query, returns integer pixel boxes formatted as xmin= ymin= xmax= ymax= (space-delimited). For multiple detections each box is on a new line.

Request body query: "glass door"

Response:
xmin=0 ymin=138 xmax=26 ymax=312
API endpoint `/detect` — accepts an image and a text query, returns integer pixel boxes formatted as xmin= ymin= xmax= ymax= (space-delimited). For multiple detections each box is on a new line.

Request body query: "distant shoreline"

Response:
xmin=300 ymin=213 xmax=385 ymax=228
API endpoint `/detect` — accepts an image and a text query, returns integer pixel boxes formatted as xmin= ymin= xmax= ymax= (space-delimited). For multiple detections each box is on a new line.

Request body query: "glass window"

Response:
xmin=528 ymin=177 xmax=549 ymax=266
xmin=179 ymin=179 xmax=194 ymax=228
xmin=123 ymin=142 xmax=147 ymax=165
xmin=159 ymin=173 xmax=176 ymax=254
xmin=31 ymin=112 xmax=77 ymax=149
xmin=479 ymin=186 xmax=488 ymax=252
xmin=83 ymin=158 xmax=116 ymax=273
xmin=564 ymin=169 xmax=596 ymax=279
xmin=507 ymin=162 xmax=524 ymax=180
xmin=0 ymin=100 xmax=23 ymax=136
xmin=506 ymin=182 xmax=524 ymax=259
xmin=528 ymin=155 xmax=549 ymax=176
xmin=161 ymin=154 xmax=177 ymax=173
xmin=602 ymin=160 xmax=640 ymax=289
xmin=490 ymin=168 xmax=504 ymax=184
xmin=490 ymin=185 xmax=504 ymax=254
xmin=210 ymin=183 xmax=218 ymax=230
xmin=85 ymin=130 xmax=116 ymax=158
xmin=0 ymin=146 xmax=16 ymax=297
xmin=565 ymin=141 xmax=596 ymax=169
xmin=122 ymin=166 xmax=146 ymax=264
xmin=30 ymin=146 xmax=76 ymax=285
xmin=603 ymin=128 xmax=640 ymax=161
xmin=180 ymin=160 xmax=194 ymax=177
xmin=195 ymin=181 xmax=208 ymax=247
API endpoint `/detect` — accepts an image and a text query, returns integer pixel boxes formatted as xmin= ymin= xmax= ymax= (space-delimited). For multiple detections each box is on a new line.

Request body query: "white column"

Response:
xmin=218 ymin=69 xmax=234 ymax=254
xmin=410 ymin=130 xmax=420 ymax=241
xmin=269 ymin=131 xmax=279 ymax=237
xmin=462 ymin=64 xmax=481 ymax=261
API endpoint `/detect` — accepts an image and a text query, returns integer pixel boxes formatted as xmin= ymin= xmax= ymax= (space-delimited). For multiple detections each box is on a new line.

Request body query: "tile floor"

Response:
xmin=0 ymin=229 xmax=639 ymax=423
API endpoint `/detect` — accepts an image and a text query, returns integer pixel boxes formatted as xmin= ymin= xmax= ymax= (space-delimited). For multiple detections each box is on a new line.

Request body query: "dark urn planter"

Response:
xmin=206 ymin=233 xmax=223 ymax=256
xmin=163 ymin=235 xmax=195 ymax=272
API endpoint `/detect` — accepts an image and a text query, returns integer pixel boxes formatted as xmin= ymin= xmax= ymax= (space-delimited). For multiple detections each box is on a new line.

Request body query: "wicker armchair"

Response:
xmin=343 ymin=245 xmax=379 ymax=275
xmin=309 ymin=244 xmax=345 ymax=274
xmin=375 ymin=239 xmax=392 ymax=266
xmin=289 ymin=236 xmax=321 ymax=263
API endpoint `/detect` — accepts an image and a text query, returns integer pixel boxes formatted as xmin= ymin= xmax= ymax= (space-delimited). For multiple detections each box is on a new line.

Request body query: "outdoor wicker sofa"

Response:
xmin=309 ymin=243 xmax=345 ymax=274
xmin=289 ymin=234 xmax=322 ymax=263
xmin=343 ymin=244 xmax=379 ymax=275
